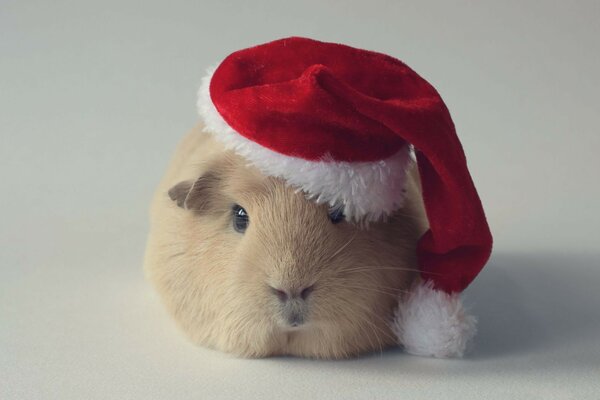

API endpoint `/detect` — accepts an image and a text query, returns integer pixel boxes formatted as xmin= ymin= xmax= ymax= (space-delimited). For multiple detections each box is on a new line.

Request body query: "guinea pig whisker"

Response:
xmin=333 ymin=281 xmax=410 ymax=293
xmin=358 ymin=315 xmax=385 ymax=356
xmin=332 ymin=298 xmax=386 ymax=355
xmin=351 ymin=312 xmax=382 ymax=356
xmin=325 ymin=232 xmax=358 ymax=263
xmin=343 ymin=300 xmax=398 ymax=340
xmin=326 ymin=284 xmax=401 ymax=297
xmin=340 ymin=265 xmax=422 ymax=274
xmin=344 ymin=265 xmax=445 ymax=277
xmin=337 ymin=297 xmax=397 ymax=346
xmin=166 ymin=251 xmax=187 ymax=261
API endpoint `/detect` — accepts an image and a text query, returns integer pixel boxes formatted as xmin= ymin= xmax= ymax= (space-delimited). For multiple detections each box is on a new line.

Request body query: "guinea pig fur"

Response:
xmin=144 ymin=124 xmax=428 ymax=359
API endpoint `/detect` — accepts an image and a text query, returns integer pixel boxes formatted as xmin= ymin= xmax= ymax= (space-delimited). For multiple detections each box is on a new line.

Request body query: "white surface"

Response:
xmin=1 ymin=1 xmax=599 ymax=399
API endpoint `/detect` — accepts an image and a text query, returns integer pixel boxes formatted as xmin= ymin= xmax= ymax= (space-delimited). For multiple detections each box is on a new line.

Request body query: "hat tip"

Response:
xmin=392 ymin=281 xmax=477 ymax=358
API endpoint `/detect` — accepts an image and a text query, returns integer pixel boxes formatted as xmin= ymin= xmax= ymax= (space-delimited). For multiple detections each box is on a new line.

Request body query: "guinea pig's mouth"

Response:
xmin=278 ymin=321 xmax=314 ymax=334
xmin=274 ymin=302 xmax=314 ymax=332
xmin=277 ymin=309 xmax=310 ymax=330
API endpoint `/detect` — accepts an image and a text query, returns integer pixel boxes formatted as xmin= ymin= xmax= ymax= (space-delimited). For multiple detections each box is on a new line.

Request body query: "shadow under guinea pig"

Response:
xmin=271 ymin=251 xmax=600 ymax=372
xmin=466 ymin=252 xmax=600 ymax=363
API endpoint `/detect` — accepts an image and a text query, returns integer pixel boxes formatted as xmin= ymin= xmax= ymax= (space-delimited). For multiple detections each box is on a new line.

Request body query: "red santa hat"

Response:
xmin=197 ymin=37 xmax=493 ymax=358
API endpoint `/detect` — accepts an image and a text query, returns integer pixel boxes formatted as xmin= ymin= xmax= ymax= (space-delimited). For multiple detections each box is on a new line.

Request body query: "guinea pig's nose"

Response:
xmin=270 ymin=284 xmax=314 ymax=302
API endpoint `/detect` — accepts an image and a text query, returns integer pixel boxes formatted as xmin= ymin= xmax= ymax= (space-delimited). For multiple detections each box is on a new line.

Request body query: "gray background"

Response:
xmin=2 ymin=1 xmax=599 ymax=399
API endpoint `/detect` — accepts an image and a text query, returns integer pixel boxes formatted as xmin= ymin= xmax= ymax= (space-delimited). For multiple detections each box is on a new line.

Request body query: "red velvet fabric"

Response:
xmin=209 ymin=37 xmax=492 ymax=293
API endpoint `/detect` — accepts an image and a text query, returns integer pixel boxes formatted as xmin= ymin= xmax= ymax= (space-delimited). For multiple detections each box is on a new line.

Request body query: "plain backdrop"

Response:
xmin=1 ymin=1 xmax=599 ymax=399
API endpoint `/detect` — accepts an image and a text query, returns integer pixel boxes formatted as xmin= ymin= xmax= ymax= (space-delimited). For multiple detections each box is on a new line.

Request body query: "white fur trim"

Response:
xmin=197 ymin=68 xmax=413 ymax=223
xmin=392 ymin=282 xmax=477 ymax=358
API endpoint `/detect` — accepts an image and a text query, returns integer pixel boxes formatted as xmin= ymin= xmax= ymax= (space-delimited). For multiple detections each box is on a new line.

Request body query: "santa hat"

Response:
xmin=197 ymin=37 xmax=493 ymax=358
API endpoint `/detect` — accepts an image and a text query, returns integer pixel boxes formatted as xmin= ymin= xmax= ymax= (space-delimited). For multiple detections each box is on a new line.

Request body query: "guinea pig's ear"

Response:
xmin=168 ymin=171 xmax=220 ymax=213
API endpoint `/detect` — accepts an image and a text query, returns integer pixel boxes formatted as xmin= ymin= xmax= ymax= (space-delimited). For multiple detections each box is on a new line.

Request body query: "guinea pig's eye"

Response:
xmin=328 ymin=205 xmax=345 ymax=224
xmin=232 ymin=204 xmax=249 ymax=233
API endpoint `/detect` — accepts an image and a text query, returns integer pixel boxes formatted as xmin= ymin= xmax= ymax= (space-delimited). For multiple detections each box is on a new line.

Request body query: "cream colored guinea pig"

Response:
xmin=144 ymin=124 xmax=428 ymax=359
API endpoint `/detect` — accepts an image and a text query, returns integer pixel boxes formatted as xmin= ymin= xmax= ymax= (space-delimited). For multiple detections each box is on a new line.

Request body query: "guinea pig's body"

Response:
xmin=144 ymin=125 xmax=428 ymax=359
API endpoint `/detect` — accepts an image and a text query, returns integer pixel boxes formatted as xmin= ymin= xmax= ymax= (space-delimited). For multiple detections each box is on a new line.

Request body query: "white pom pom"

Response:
xmin=392 ymin=281 xmax=477 ymax=358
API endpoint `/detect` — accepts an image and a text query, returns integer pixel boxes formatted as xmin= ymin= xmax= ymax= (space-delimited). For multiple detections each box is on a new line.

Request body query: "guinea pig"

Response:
xmin=144 ymin=124 xmax=428 ymax=359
